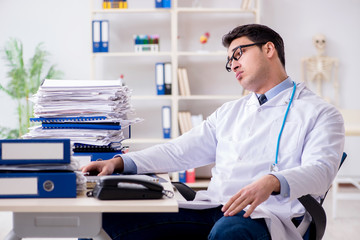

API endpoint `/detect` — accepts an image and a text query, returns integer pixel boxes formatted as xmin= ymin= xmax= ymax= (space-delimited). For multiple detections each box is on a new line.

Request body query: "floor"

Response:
xmin=0 ymin=187 xmax=359 ymax=240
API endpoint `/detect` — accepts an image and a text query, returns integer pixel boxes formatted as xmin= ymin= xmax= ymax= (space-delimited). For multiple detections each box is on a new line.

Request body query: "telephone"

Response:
xmin=87 ymin=175 xmax=165 ymax=200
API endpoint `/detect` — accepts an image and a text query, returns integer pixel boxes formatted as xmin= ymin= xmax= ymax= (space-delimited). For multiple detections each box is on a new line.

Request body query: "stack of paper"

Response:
xmin=23 ymin=79 xmax=142 ymax=151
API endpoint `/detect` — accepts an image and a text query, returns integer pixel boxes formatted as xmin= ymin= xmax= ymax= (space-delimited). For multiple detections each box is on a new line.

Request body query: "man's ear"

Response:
xmin=264 ymin=42 xmax=276 ymax=58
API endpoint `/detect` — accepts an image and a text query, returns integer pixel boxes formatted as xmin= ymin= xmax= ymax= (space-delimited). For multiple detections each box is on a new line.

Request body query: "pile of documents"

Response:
xmin=23 ymin=79 xmax=142 ymax=152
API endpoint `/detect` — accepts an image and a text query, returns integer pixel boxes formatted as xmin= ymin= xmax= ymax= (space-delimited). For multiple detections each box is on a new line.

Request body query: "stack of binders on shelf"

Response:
xmin=155 ymin=62 xmax=172 ymax=95
xmin=0 ymin=139 xmax=78 ymax=198
xmin=92 ymin=20 xmax=109 ymax=53
xmin=103 ymin=0 xmax=128 ymax=9
xmin=23 ymin=79 xmax=142 ymax=164
xmin=155 ymin=0 xmax=171 ymax=8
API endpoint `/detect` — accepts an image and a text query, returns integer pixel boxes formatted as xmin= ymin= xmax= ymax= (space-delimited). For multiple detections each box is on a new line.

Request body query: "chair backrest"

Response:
xmin=298 ymin=152 xmax=347 ymax=240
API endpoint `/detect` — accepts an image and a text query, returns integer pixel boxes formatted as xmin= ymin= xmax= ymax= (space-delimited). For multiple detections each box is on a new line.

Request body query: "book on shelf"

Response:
xmin=178 ymin=112 xmax=203 ymax=135
xmin=177 ymin=68 xmax=191 ymax=96
xmin=241 ymin=0 xmax=253 ymax=9
xmin=178 ymin=111 xmax=192 ymax=135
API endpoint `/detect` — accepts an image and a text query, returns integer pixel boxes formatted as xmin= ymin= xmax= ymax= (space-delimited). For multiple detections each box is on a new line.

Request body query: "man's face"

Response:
xmin=227 ymin=37 xmax=268 ymax=93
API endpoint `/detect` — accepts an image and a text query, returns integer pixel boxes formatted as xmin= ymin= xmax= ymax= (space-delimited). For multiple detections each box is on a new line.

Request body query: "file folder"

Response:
xmin=92 ymin=20 xmax=101 ymax=53
xmin=73 ymin=151 xmax=123 ymax=162
xmin=155 ymin=0 xmax=163 ymax=8
xmin=155 ymin=63 xmax=165 ymax=95
xmin=162 ymin=106 xmax=171 ymax=139
xmin=164 ymin=62 xmax=172 ymax=95
xmin=163 ymin=0 xmax=171 ymax=8
xmin=73 ymin=143 xmax=122 ymax=153
xmin=100 ymin=20 xmax=109 ymax=52
xmin=0 ymin=172 xmax=76 ymax=198
xmin=0 ymin=139 xmax=71 ymax=165
xmin=42 ymin=122 xmax=122 ymax=130
xmin=30 ymin=116 xmax=107 ymax=123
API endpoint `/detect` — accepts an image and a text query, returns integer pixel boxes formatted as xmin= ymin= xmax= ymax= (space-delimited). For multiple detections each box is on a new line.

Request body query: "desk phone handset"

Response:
xmin=87 ymin=175 xmax=166 ymax=200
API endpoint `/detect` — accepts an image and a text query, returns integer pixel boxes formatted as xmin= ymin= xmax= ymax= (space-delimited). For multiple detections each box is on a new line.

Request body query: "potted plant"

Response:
xmin=0 ymin=38 xmax=63 ymax=138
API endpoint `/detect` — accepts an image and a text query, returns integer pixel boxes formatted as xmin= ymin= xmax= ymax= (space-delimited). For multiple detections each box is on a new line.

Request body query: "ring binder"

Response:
xmin=0 ymin=139 xmax=71 ymax=165
xmin=0 ymin=172 xmax=76 ymax=198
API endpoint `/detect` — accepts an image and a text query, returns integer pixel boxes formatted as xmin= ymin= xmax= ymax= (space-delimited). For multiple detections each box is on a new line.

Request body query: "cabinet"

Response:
xmin=90 ymin=0 xmax=260 ymax=152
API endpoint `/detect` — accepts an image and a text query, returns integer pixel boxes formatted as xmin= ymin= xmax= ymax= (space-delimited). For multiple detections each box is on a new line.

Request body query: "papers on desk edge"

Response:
xmin=178 ymin=200 xmax=221 ymax=210
xmin=177 ymin=190 xmax=221 ymax=210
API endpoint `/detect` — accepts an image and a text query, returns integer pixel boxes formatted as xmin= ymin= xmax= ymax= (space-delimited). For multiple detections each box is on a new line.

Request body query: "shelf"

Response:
xmin=92 ymin=52 xmax=172 ymax=57
xmin=176 ymin=8 xmax=256 ymax=14
xmin=92 ymin=9 xmax=171 ymax=14
xmin=177 ymin=51 xmax=227 ymax=56
xmin=91 ymin=0 xmax=259 ymax=142
xmin=131 ymin=95 xmax=240 ymax=100
xmin=178 ymin=95 xmax=240 ymax=100
xmin=132 ymin=95 xmax=173 ymax=100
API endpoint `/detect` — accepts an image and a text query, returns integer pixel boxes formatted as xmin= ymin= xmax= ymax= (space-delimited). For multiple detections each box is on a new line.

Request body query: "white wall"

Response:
xmin=0 ymin=0 xmax=359 ymax=174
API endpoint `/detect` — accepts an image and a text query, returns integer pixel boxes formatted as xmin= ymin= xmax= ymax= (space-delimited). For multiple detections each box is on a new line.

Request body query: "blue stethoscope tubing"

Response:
xmin=272 ymin=81 xmax=297 ymax=171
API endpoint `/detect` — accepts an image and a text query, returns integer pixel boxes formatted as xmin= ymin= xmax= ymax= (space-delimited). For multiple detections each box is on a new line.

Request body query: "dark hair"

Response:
xmin=222 ymin=24 xmax=285 ymax=68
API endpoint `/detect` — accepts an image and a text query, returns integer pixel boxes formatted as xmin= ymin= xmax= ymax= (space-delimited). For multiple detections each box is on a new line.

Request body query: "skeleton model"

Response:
xmin=301 ymin=34 xmax=339 ymax=105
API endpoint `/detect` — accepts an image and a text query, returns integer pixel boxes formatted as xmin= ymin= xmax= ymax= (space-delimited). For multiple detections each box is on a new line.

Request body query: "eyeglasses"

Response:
xmin=225 ymin=42 xmax=267 ymax=72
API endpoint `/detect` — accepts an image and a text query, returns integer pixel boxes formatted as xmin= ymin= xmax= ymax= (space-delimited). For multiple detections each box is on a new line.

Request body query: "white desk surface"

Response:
xmin=0 ymin=173 xmax=178 ymax=213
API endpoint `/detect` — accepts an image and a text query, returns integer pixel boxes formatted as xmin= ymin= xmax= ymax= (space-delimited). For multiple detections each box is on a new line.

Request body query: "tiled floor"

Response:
xmin=0 ymin=187 xmax=359 ymax=240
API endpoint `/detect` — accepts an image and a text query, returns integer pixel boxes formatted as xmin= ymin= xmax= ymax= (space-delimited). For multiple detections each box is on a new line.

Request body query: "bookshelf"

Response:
xmin=90 ymin=0 xmax=260 ymax=176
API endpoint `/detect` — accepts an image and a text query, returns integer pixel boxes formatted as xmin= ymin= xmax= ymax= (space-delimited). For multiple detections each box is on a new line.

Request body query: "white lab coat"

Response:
xmin=127 ymin=82 xmax=345 ymax=240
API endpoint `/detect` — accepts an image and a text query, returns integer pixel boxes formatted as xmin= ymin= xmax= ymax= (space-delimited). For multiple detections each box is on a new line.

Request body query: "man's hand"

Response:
xmin=80 ymin=156 xmax=124 ymax=176
xmin=222 ymin=174 xmax=280 ymax=218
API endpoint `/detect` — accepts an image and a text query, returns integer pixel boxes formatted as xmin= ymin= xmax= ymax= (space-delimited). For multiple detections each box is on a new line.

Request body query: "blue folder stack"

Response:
xmin=0 ymin=139 xmax=77 ymax=198
xmin=23 ymin=79 xmax=142 ymax=163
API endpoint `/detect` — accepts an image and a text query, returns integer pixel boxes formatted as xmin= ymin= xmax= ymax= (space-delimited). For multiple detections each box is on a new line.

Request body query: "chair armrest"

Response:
xmin=298 ymin=194 xmax=326 ymax=240
xmin=172 ymin=182 xmax=196 ymax=201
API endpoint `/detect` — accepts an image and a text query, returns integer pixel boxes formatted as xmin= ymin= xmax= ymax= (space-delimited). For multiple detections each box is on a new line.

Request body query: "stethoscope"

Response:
xmin=270 ymin=81 xmax=297 ymax=172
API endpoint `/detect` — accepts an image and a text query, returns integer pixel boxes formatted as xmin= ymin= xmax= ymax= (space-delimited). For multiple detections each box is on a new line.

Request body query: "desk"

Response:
xmin=0 ymin=173 xmax=178 ymax=240
xmin=332 ymin=109 xmax=360 ymax=218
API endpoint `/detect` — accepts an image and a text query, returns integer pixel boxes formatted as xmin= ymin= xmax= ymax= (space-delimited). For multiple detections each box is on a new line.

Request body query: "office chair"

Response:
xmin=172 ymin=152 xmax=347 ymax=240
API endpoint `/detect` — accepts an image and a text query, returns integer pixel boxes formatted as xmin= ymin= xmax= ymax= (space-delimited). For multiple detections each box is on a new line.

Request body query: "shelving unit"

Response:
xmin=90 ymin=0 xmax=260 ymax=150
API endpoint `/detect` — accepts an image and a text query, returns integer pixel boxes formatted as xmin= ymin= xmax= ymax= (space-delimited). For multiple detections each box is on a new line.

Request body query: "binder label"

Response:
xmin=2 ymin=142 xmax=64 ymax=160
xmin=0 ymin=177 xmax=38 ymax=195
xmin=0 ymin=139 xmax=71 ymax=164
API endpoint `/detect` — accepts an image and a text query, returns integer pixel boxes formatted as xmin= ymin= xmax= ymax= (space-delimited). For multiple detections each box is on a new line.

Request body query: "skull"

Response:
xmin=313 ymin=34 xmax=326 ymax=55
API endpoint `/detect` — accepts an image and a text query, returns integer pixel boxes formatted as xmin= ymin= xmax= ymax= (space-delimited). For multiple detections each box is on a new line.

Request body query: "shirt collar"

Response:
xmin=256 ymin=77 xmax=293 ymax=101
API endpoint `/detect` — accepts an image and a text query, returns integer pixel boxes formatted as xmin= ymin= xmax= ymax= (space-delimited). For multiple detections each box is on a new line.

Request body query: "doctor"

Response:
xmin=82 ymin=24 xmax=345 ymax=240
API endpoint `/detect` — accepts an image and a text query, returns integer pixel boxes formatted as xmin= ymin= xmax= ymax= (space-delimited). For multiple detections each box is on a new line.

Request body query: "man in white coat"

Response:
xmin=82 ymin=24 xmax=345 ymax=240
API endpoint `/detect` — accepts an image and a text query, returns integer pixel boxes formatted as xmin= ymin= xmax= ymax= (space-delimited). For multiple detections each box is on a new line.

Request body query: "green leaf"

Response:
xmin=1 ymin=38 xmax=63 ymax=137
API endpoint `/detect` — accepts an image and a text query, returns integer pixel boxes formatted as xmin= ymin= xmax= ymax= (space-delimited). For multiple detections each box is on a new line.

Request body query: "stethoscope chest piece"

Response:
xmin=270 ymin=163 xmax=279 ymax=172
